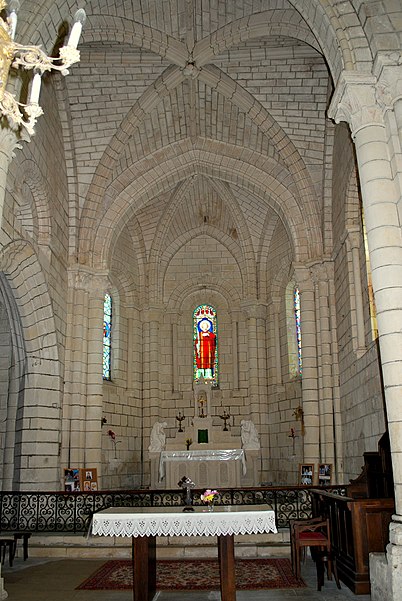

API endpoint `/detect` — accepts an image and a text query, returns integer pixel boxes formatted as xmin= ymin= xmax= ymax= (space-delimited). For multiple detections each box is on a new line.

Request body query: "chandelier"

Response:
xmin=0 ymin=0 xmax=85 ymax=136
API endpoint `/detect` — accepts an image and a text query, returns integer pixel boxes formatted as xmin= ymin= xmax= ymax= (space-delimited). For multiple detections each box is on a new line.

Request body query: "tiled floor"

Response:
xmin=2 ymin=555 xmax=371 ymax=601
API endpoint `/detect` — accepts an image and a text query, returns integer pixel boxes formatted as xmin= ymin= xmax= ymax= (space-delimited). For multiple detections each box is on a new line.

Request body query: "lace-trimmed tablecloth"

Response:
xmin=92 ymin=506 xmax=277 ymax=538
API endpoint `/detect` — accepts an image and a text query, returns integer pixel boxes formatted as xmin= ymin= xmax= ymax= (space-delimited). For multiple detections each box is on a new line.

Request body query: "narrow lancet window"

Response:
xmin=294 ymin=287 xmax=302 ymax=375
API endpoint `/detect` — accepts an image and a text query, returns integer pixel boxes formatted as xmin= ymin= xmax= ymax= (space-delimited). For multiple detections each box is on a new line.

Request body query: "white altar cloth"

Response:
xmin=159 ymin=449 xmax=246 ymax=480
xmin=91 ymin=505 xmax=277 ymax=538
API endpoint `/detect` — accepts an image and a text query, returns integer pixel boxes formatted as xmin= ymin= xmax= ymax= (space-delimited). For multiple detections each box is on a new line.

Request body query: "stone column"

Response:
xmin=62 ymin=268 xmax=108 ymax=483
xmin=293 ymin=265 xmax=320 ymax=465
xmin=346 ymin=227 xmax=366 ymax=353
xmin=241 ymin=301 xmax=268 ymax=421
xmin=329 ymin=65 xmax=402 ymax=600
xmin=269 ymin=297 xmax=282 ymax=386
xmin=311 ymin=262 xmax=336 ymax=469
xmin=85 ymin=274 xmax=109 ymax=479
xmin=142 ymin=306 xmax=162 ymax=434
xmin=0 ymin=129 xmax=21 ymax=234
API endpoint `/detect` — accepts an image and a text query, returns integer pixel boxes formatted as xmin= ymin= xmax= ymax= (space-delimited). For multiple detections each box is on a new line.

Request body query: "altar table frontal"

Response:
xmin=91 ymin=504 xmax=277 ymax=538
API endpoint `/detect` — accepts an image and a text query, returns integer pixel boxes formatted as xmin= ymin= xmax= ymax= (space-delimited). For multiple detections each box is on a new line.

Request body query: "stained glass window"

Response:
xmin=294 ymin=287 xmax=302 ymax=375
xmin=103 ymin=293 xmax=112 ymax=380
xmin=193 ymin=304 xmax=218 ymax=385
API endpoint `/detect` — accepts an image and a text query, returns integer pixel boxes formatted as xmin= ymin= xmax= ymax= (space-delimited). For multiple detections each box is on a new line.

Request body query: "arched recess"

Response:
xmin=89 ymin=148 xmax=317 ymax=270
xmin=10 ymin=159 xmax=51 ymax=245
xmin=0 ymin=240 xmax=62 ymax=490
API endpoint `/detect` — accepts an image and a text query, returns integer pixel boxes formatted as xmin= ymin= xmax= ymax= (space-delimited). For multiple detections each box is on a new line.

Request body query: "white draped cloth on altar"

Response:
xmin=91 ymin=506 xmax=277 ymax=538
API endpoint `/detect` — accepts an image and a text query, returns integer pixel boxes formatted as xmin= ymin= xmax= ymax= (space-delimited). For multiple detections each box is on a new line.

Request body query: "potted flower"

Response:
xmin=200 ymin=489 xmax=219 ymax=511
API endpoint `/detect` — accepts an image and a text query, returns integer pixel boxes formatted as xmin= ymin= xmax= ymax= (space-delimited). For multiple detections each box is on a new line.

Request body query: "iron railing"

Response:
xmin=0 ymin=485 xmax=345 ymax=534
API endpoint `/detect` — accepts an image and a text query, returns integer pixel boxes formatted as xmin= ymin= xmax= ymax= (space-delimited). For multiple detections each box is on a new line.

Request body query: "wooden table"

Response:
xmin=92 ymin=505 xmax=277 ymax=601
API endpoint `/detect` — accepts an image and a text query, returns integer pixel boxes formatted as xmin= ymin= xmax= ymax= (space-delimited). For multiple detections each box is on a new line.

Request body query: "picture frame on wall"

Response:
xmin=63 ymin=467 xmax=98 ymax=492
xmin=299 ymin=463 xmax=314 ymax=486
xmin=63 ymin=468 xmax=81 ymax=492
xmin=318 ymin=463 xmax=332 ymax=485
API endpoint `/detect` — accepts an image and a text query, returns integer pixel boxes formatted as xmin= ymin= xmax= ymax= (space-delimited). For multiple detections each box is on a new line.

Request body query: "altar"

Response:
xmin=159 ymin=449 xmax=246 ymax=489
xmin=148 ymin=380 xmax=261 ymax=488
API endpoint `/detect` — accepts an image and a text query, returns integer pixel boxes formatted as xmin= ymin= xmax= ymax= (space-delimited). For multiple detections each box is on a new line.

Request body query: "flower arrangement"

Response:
xmin=200 ymin=489 xmax=219 ymax=507
xmin=107 ymin=429 xmax=120 ymax=458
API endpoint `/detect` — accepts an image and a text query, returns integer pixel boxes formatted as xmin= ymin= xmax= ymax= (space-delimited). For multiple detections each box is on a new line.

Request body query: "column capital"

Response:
xmin=292 ymin=263 xmax=312 ymax=290
xmin=0 ymin=128 xmax=22 ymax=164
xmin=373 ymin=51 xmax=402 ymax=109
xmin=345 ymin=226 xmax=362 ymax=251
xmin=309 ymin=261 xmax=331 ymax=285
xmin=68 ymin=266 xmax=109 ymax=294
xmin=328 ymin=71 xmax=384 ymax=137
xmin=240 ymin=300 xmax=267 ymax=320
xmin=142 ymin=305 xmax=163 ymax=322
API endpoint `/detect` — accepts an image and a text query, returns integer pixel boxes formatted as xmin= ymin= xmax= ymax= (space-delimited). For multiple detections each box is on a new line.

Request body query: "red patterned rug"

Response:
xmin=77 ymin=558 xmax=306 ymax=590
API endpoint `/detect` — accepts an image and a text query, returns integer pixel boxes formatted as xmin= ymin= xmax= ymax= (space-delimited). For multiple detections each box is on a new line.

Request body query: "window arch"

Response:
xmin=193 ymin=304 xmax=218 ymax=385
xmin=286 ymin=283 xmax=302 ymax=378
xmin=103 ymin=293 xmax=112 ymax=380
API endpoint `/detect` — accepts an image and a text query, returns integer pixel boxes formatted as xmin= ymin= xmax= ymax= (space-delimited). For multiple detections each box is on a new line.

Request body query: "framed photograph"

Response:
xmin=299 ymin=463 xmax=314 ymax=486
xmin=318 ymin=463 xmax=332 ymax=485
xmin=63 ymin=468 xmax=81 ymax=492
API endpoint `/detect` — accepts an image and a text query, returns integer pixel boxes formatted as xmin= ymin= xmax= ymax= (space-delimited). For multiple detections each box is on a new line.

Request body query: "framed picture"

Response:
xmin=318 ymin=463 xmax=332 ymax=485
xmin=62 ymin=467 xmax=98 ymax=492
xmin=299 ymin=463 xmax=314 ymax=486
xmin=63 ymin=468 xmax=81 ymax=492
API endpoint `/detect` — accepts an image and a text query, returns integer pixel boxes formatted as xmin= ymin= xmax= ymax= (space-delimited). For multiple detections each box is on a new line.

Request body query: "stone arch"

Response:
xmin=11 ymin=159 xmax=51 ymax=245
xmin=194 ymin=10 xmax=320 ymax=64
xmin=89 ymin=147 xmax=317 ymax=269
xmin=168 ymin=277 xmax=240 ymax=311
xmin=147 ymin=175 xmax=257 ymax=302
xmin=79 ymin=65 xmax=320 ymax=244
xmin=156 ymin=227 xmax=246 ymax=304
xmin=85 ymin=16 xmax=187 ymax=66
xmin=0 ymin=240 xmax=61 ymax=489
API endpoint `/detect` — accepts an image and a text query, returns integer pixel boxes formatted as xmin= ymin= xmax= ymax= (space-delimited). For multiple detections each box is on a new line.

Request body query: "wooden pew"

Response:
xmin=311 ymin=489 xmax=394 ymax=594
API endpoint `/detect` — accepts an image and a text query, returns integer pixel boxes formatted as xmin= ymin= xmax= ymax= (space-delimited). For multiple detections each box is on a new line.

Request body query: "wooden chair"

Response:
xmin=289 ymin=516 xmax=323 ymax=576
xmin=290 ymin=517 xmax=340 ymax=589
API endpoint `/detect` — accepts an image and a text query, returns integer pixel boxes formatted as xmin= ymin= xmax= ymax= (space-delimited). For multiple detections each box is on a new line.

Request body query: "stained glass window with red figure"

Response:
xmin=193 ymin=304 xmax=218 ymax=385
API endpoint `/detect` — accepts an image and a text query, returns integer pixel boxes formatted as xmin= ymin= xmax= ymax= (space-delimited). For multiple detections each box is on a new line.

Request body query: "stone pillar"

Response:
xmin=0 ymin=129 xmax=20 ymax=234
xmin=346 ymin=227 xmax=366 ymax=353
xmin=269 ymin=298 xmax=282 ymax=386
xmin=62 ymin=268 xmax=108 ymax=483
xmin=85 ymin=274 xmax=109 ymax=479
xmin=241 ymin=301 xmax=268 ymax=421
xmin=293 ymin=265 xmax=319 ymax=465
xmin=311 ymin=262 xmax=336 ymax=468
xmin=329 ymin=64 xmax=402 ymax=601
xmin=142 ymin=306 xmax=162 ymax=436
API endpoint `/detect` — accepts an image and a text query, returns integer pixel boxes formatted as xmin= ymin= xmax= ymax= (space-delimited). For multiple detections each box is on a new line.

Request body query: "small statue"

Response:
xmin=148 ymin=421 xmax=168 ymax=452
xmin=240 ymin=419 xmax=260 ymax=450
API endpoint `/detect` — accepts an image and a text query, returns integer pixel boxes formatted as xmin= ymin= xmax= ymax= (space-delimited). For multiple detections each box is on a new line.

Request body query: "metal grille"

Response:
xmin=0 ymin=486 xmax=345 ymax=533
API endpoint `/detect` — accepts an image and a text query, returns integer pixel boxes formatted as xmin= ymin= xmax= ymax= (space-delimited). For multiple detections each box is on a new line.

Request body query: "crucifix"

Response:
xmin=219 ymin=408 xmax=231 ymax=431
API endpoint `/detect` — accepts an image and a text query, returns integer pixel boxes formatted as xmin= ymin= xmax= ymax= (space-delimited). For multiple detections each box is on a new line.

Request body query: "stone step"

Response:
xmin=21 ymin=529 xmax=290 ymax=560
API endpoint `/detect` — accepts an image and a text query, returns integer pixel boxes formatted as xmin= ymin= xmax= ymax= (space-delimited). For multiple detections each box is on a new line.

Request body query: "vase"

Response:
xmin=207 ymin=503 xmax=214 ymax=512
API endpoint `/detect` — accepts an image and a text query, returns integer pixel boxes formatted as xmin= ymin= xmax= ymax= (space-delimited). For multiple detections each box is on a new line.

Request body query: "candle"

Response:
xmin=29 ymin=72 xmax=42 ymax=105
xmin=8 ymin=0 xmax=19 ymax=41
xmin=67 ymin=9 xmax=86 ymax=48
